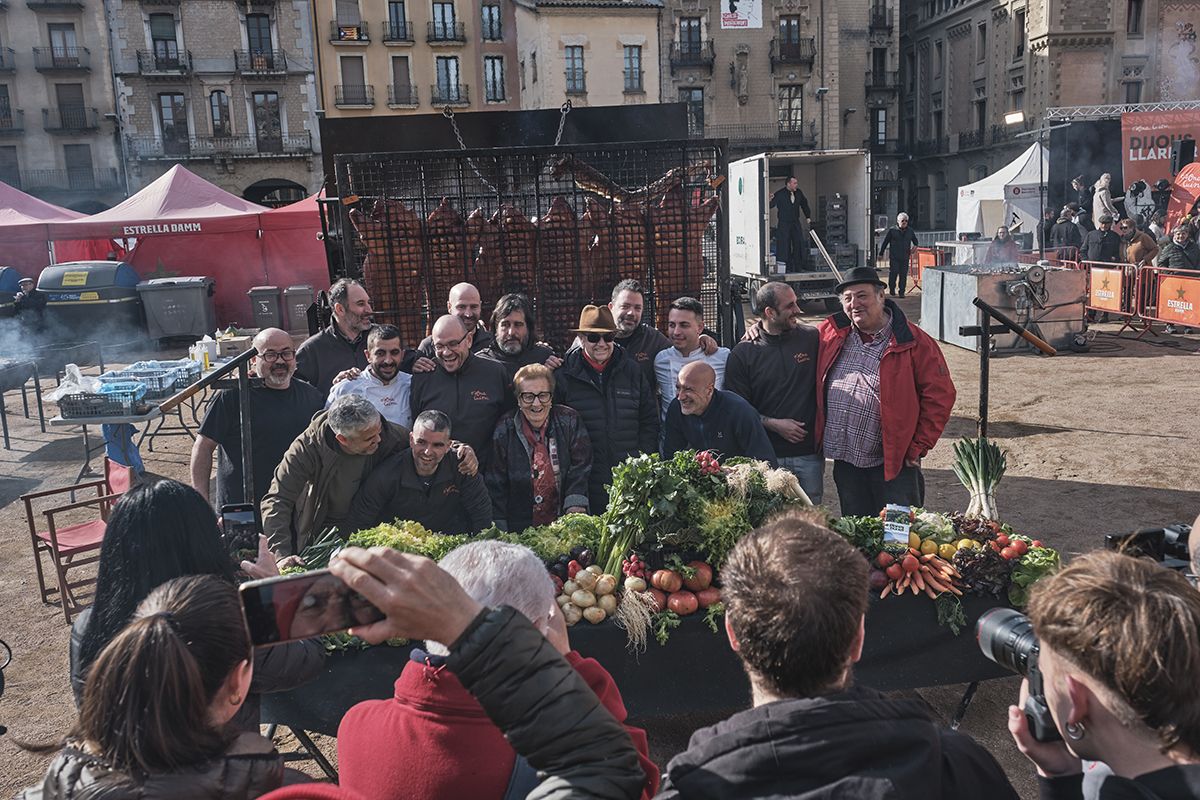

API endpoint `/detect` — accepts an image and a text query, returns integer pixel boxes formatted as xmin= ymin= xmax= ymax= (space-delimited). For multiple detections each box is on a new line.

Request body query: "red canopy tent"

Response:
xmin=0 ymin=181 xmax=113 ymax=277
xmin=259 ymin=192 xmax=331 ymax=296
xmin=46 ymin=165 xmax=268 ymax=323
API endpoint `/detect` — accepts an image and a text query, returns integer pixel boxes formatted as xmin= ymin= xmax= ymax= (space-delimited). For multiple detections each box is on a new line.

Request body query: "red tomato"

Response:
xmin=684 ymin=561 xmax=713 ymax=591
xmin=1032 ymin=540 xmax=1044 ymax=548
xmin=1001 ymin=546 xmax=1019 ymax=560
xmin=1013 ymin=540 xmax=1029 ymax=556
xmin=668 ymin=590 xmax=699 ymax=616
xmin=996 ymin=534 xmax=1011 ymax=547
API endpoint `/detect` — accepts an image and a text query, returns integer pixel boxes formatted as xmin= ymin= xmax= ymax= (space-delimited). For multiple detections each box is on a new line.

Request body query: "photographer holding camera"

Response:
xmin=990 ymin=551 xmax=1200 ymax=799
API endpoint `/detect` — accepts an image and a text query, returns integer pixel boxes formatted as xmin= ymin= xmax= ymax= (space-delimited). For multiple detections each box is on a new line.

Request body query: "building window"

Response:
xmin=209 ymin=90 xmax=230 ymax=137
xmin=1125 ymin=81 xmax=1142 ymax=104
xmin=435 ymin=55 xmax=461 ymax=102
xmin=531 ymin=51 xmax=537 ymax=83
xmin=0 ymin=145 xmax=18 ymax=187
xmin=387 ymin=1 xmax=408 ymax=39
xmin=932 ymin=109 xmax=943 ymax=137
xmin=335 ymin=0 xmax=361 ymax=24
xmin=623 ymin=45 xmax=642 ymax=92
xmin=63 ymin=143 xmax=94 ymax=189
xmin=246 ymin=13 xmax=272 ymax=54
xmin=905 ymin=51 xmax=915 ymax=91
xmin=432 ymin=2 xmax=456 ymax=39
xmin=48 ymin=23 xmax=79 ymax=66
xmin=391 ymin=56 xmax=413 ymax=103
xmin=873 ymin=107 xmax=887 ymax=144
xmin=484 ymin=55 xmax=505 ymax=101
xmin=977 ymin=23 xmax=986 ymax=62
xmin=778 ymin=85 xmax=803 ymax=132
xmin=565 ymin=45 xmax=585 ymax=94
xmin=1009 ymin=88 xmax=1024 ymax=112
xmin=679 ymin=87 xmax=703 ymax=135
xmin=253 ymin=91 xmax=281 ymax=152
xmin=481 ymin=4 xmax=501 ymax=41
xmin=1127 ymin=0 xmax=1144 ymax=35
xmin=679 ymin=17 xmax=702 ymax=53
xmin=779 ymin=15 xmax=801 ymax=44
xmin=1013 ymin=9 xmax=1026 ymax=59
xmin=339 ymin=54 xmax=368 ymax=103
xmin=934 ymin=40 xmax=943 ymax=77
xmin=149 ymin=14 xmax=179 ymax=67
xmin=974 ymin=98 xmax=987 ymax=131
xmin=158 ymin=92 xmax=188 ymax=154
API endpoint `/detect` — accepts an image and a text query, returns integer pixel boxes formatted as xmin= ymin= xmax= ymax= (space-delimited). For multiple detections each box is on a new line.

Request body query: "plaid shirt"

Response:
xmin=822 ymin=313 xmax=892 ymax=468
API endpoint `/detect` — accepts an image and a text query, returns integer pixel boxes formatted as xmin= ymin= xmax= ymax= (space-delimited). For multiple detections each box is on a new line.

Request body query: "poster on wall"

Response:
xmin=1159 ymin=2 xmax=1200 ymax=101
xmin=721 ymin=0 xmax=762 ymax=29
xmin=1120 ymin=110 xmax=1200 ymax=188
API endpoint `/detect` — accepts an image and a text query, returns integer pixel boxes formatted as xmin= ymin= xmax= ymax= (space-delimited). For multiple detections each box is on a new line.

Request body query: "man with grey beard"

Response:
xmin=191 ymin=327 xmax=323 ymax=510
xmin=477 ymin=293 xmax=561 ymax=381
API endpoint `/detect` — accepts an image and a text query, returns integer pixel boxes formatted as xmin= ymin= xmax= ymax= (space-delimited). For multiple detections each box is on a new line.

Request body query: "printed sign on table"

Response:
xmin=1156 ymin=273 xmax=1200 ymax=327
xmin=1088 ymin=267 xmax=1124 ymax=312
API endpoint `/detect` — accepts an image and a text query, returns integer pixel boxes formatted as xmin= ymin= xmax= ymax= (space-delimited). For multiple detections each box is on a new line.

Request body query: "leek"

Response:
xmin=952 ymin=437 xmax=1006 ymax=520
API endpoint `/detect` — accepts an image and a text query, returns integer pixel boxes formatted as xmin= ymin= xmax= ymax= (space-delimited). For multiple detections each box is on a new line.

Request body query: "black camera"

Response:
xmin=977 ymin=608 xmax=1061 ymax=742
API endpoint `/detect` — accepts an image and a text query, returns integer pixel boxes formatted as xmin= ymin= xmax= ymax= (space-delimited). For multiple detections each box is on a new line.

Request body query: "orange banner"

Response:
xmin=1122 ymin=110 xmax=1200 ymax=188
xmin=1089 ymin=267 xmax=1124 ymax=312
xmin=1156 ymin=273 xmax=1200 ymax=327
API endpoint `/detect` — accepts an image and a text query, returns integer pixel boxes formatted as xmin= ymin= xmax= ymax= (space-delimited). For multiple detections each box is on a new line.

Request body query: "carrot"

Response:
xmin=909 ymin=547 xmax=921 ymax=557
xmin=924 ymin=585 xmax=939 ymax=599
xmin=909 ymin=579 xmax=919 ymax=595
xmin=920 ymin=553 xmax=938 ymax=562
xmin=923 ymin=572 xmax=950 ymax=593
xmin=912 ymin=571 xmax=926 ymax=592
xmin=897 ymin=573 xmax=911 ymax=591
xmin=946 ymin=584 xmax=963 ymax=596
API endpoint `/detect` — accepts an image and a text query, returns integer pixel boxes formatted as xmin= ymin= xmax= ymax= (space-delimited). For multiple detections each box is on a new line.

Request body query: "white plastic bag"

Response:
xmin=46 ymin=364 xmax=102 ymax=402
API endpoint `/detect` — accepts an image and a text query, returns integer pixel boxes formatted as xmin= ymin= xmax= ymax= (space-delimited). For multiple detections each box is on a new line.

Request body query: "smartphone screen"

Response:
xmin=240 ymin=569 xmax=386 ymax=646
xmin=221 ymin=503 xmax=260 ymax=560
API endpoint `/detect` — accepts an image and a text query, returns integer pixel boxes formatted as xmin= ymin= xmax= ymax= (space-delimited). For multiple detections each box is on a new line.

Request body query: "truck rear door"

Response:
xmin=729 ymin=154 xmax=766 ymax=278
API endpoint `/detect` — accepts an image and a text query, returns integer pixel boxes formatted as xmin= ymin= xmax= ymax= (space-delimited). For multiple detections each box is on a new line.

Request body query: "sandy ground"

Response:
xmin=1 ymin=293 xmax=1197 ymax=798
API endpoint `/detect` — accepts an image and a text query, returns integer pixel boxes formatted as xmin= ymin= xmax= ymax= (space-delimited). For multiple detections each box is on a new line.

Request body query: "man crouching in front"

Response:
xmin=658 ymin=509 xmax=1020 ymax=799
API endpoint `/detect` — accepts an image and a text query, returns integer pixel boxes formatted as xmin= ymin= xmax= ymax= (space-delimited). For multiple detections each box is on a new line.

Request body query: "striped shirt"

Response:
xmin=822 ymin=313 xmax=892 ymax=468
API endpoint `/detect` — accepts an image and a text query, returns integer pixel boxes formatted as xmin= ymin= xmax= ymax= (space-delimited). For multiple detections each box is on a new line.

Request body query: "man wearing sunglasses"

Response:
xmin=410 ymin=315 xmax=514 ymax=460
xmin=555 ymin=305 xmax=660 ymax=515
xmin=192 ymin=327 xmax=324 ymax=511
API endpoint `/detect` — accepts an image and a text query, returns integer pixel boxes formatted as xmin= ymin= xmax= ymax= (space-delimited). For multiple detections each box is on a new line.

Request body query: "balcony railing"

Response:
xmin=869 ymin=5 xmax=893 ymax=30
xmin=388 ymin=83 xmax=417 ymax=105
xmin=0 ymin=48 xmax=16 ymax=72
xmin=330 ymin=21 xmax=369 ymax=42
xmin=770 ymin=37 xmax=816 ymax=69
xmin=430 ymin=83 xmax=468 ymax=105
xmin=624 ymin=70 xmax=643 ymax=93
xmin=128 ymin=132 xmax=312 ymax=159
xmin=698 ymin=122 xmax=817 ymax=149
xmin=334 ymin=84 xmax=374 ymax=106
xmin=669 ymin=41 xmax=714 ymax=74
xmin=26 ymin=0 xmax=84 ymax=9
xmin=0 ymin=109 xmax=24 ymax=135
xmin=866 ymin=137 xmax=903 ymax=155
xmin=991 ymin=123 xmax=1016 ymax=144
xmin=42 ymin=106 xmax=98 ymax=131
xmin=866 ymin=68 xmax=899 ymax=90
xmin=235 ymin=49 xmax=287 ymax=73
xmin=959 ymin=129 xmax=985 ymax=149
xmin=137 ymin=50 xmax=191 ymax=74
xmin=382 ymin=20 xmax=413 ymax=42
xmin=20 ymin=168 xmax=121 ymax=191
xmin=912 ymin=136 xmax=948 ymax=155
xmin=427 ymin=21 xmax=465 ymax=42
xmin=33 ymin=47 xmax=90 ymax=71
xmin=565 ymin=69 xmax=586 ymax=95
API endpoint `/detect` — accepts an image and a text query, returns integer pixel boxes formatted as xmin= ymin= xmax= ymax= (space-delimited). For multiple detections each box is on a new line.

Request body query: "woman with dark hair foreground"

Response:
xmin=1009 ymin=551 xmax=1200 ymax=799
xmin=70 ymin=478 xmax=323 ymax=730
xmin=21 ymin=575 xmax=285 ymax=798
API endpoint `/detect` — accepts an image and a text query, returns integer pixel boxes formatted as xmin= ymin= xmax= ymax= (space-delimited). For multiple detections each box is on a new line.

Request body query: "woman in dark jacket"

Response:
xmin=556 ymin=305 xmax=659 ymax=515
xmin=70 ymin=479 xmax=323 ymax=731
xmin=487 ymin=364 xmax=592 ymax=532
xmin=23 ymin=576 xmax=286 ymax=800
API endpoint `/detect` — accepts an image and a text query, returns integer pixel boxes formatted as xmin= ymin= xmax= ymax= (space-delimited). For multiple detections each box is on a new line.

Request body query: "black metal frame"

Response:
xmin=329 ymin=138 xmax=732 ymax=348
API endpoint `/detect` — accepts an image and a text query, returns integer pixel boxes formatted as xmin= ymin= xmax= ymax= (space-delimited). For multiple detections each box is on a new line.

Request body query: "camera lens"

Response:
xmin=977 ymin=607 xmax=1039 ymax=676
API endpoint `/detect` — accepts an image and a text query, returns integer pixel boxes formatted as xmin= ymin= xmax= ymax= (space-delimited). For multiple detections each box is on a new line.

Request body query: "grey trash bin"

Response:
xmin=248 ymin=286 xmax=282 ymax=330
xmin=137 ymin=277 xmax=217 ymax=341
xmin=282 ymin=284 xmax=314 ymax=335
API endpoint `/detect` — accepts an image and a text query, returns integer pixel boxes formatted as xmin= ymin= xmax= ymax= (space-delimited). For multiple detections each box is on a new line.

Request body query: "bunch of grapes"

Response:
xmin=621 ymin=553 xmax=648 ymax=579
xmin=695 ymin=450 xmax=721 ymax=476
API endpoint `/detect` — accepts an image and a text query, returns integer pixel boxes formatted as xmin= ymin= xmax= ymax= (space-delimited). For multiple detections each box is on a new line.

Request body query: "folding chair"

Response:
xmin=22 ymin=458 xmax=135 ymax=623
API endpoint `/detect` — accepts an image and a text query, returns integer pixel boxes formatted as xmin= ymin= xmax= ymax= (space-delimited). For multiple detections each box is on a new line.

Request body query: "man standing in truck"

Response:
xmin=770 ymin=176 xmax=812 ymax=271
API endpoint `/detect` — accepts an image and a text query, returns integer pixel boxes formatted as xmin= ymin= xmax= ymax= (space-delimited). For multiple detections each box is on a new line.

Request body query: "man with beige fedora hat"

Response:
xmin=556 ymin=305 xmax=660 ymax=514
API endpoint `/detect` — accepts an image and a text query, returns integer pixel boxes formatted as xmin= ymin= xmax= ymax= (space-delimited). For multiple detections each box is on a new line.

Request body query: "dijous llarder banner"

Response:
xmin=1120 ymin=110 xmax=1200 ymax=187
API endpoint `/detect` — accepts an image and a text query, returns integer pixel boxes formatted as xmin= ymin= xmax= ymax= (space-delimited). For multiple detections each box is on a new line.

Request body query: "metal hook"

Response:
xmin=442 ymin=106 xmax=454 ymax=119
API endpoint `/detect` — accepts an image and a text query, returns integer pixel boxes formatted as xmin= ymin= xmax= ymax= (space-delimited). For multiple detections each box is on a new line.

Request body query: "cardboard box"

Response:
xmin=218 ymin=335 xmax=255 ymax=358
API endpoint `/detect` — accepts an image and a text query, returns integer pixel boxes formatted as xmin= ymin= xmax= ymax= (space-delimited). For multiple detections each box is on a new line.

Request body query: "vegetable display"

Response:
xmin=952 ymin=437 xmax=1007 ymax=520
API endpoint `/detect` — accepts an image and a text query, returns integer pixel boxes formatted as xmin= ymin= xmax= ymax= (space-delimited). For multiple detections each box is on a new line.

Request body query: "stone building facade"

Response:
xmin=656 ymin=0 xmax=902 ymax=221
xmin=108 ymin=0 xmax=322 ymax=204
xmin=312 ymin=0 xmax=520 ymax=117
xmin=513 ymin=0 xmax=662 ymax=110
xmin=0 ymin=0 xmax=123 ymax=211
xmin=900 ymin=0 xmax=1188 ymax=231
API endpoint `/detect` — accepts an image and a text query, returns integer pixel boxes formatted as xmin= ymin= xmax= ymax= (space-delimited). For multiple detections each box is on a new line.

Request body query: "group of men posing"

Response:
xmin=189 ymin=267 xmax=955 ymax=564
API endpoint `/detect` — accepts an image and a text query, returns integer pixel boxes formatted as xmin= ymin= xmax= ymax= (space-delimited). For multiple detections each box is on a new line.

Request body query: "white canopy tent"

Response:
xmin=955 ymin=142 xmax=1048 ymax=237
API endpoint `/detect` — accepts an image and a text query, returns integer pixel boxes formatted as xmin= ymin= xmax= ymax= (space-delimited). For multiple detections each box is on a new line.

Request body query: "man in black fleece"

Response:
xmin=658 ymin=510 xmax=1019 ymax=799
xmin=726 ymin=281 xmax=821 ymax=503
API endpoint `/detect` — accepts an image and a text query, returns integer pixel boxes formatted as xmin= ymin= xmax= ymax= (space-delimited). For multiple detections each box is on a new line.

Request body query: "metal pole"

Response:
xmin=979 ymin=307 xmax=990 ymax=438
xmin=237 ymin=359 xmax=255 ymax=507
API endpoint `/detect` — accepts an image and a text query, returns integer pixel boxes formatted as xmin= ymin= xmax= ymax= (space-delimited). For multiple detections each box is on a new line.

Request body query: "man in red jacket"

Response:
xmin=816 ymin=267 xmax=955 ymax=517
xmin=336 ymin=539 xmax=660 ymax=800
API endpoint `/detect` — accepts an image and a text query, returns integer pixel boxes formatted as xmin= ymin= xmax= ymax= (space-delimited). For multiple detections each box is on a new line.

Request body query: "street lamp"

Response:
xmin=1003 ymin=110 xmax=1026 ymax=127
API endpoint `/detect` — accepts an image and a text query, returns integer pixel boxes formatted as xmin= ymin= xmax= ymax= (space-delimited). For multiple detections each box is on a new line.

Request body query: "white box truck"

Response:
xmin=728 ymin=149 xmax=872 ymax=311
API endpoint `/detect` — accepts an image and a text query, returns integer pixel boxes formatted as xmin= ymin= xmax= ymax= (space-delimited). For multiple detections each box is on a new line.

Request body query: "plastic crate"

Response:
xmin=99 ymin=369 xmax=176 ymax=400
xmin=59 ymin=390 xmax=140 ymax=419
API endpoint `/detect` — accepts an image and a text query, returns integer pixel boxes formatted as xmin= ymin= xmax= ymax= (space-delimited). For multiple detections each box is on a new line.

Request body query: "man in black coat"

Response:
xmin=878 ymin=212 xmax=919 ymax=297
xmin=555 ymin=305 xmax=659 ymax=515
xmin=1081 ymin=214 xmax=1122 ymax=263
xmin=658 ymin=511 xmax=1020 ymax=799
xmin=770 ymin=176 xmax=812 ymax=271
xmin=1050 ymin=207 xmax=1084 ymax=257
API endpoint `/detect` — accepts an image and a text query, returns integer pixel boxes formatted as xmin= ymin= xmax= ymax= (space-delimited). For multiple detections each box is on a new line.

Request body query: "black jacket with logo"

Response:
xmin=555 ymin=347 xmax=659 ymax=514
xmin=409 ymin=353 xmax=514 ymax=457
xmin=295 ymin=324 xmax=369 ymax=397
xmin=344 ymin=449 xmax=492 ymax=535
xmin=612 ymin=323 xmax=671 ymax=386
xmin=659 ymin=685 xmax=1019 ymax=799
xmin=725 ymin=325 xmax=819 ymax=458
xmin=477 ymin=341 xmax=557 ymax=383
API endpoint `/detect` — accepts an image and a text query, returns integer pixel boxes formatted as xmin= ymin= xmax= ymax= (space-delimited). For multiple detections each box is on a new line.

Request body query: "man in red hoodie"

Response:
xmin=336 ymin=539 xmax=660 ymax=800
xmin=816 ymin=267 xmax=955 ymax=517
